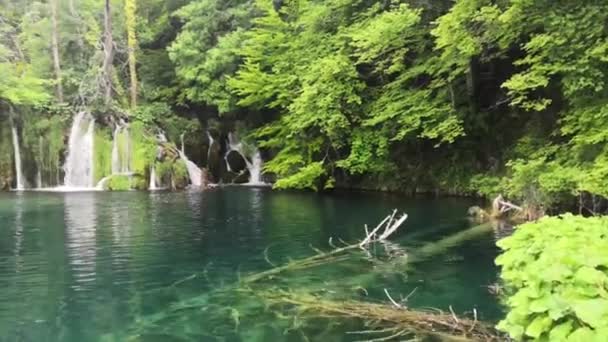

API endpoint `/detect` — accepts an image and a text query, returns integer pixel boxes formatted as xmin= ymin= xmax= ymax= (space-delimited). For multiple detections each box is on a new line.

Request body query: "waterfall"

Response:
xmin=179 ymin=151 xmax=202 ymax=187
xmin=111 ymin=126 xmax=120 ymax=174
xmin=149 ymin=166 xmax=158 ymax=190
xmin=10 ymin=121 xmax=24 ymax=190
xmin=207 ymin=131 xmax=214 ymax=163
xmin=124 ymin=128 xmax=131 ymax=173
xmin=248 ymin=150 xmax=263 ymax=185
xmin=36 ymin=170 xmax=42 ymax=189
xmin=180 ymin=133 xmax=185 ymax=154
xmin=36 ymin=136 xmax=43 ymax=188
xmin=225 ymin=132 xmax=266 ymax=185
xmin=111 ymin=123 xmax=132 ymax=175
xmin=64 ymin=111 xmax=95 ymax=188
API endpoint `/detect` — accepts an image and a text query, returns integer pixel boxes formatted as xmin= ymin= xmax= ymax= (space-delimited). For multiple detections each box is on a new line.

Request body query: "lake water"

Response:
xmin=0 ymin=188 xmax=502 ymax=341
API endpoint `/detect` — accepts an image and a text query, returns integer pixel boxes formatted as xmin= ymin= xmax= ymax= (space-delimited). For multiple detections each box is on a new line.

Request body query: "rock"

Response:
xmin=207 ymin=140 xmax=222 ymax=182
xmin=233 ymin=170 xmax=250 ymax=184
xmin=225 ymin=150 xmax=247 ymax=173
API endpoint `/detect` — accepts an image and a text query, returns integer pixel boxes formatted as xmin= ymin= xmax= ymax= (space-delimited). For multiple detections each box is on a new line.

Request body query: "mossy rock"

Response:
xmin=105 ymin=174 xmax=147 ymax=191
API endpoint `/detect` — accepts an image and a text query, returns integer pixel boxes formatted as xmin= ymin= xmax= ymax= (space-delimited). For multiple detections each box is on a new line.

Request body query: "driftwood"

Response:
xmin=242 ymin=210 xmax=407 ymax=284
xmin=133 ymin=212 xmax=504 ymax=341
xmin=247 ymin=289 xmax=501 ymax=341
xmin=492 ymin=195 xmax=523 ymax=215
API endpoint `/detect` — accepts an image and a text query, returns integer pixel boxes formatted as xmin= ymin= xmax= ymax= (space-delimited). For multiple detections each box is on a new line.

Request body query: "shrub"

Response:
xmin=496 ymin=214 xmax=608 ymax=340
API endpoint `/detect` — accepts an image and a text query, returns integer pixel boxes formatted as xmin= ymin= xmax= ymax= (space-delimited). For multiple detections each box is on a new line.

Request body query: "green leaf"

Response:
xmin=572 ymin=299 xmax=608 ymax=328
xmin=525 ymin=315 xmax=552 ymax=338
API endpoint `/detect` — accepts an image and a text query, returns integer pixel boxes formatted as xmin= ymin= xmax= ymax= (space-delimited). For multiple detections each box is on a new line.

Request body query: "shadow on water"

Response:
xmin=0 ymin=189 xmax=502 ymax=341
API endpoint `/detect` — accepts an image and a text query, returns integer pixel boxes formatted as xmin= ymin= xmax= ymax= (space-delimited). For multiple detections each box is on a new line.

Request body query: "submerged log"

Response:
xmin=135 ymin=212 xmax=503 ymax=341
xmin=248 ymin=289 xmax=502 ymax=341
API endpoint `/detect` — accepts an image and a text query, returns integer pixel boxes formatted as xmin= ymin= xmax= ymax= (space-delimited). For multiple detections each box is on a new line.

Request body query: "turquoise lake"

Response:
xmin=0 ymin=188 xmax=502 ymax=341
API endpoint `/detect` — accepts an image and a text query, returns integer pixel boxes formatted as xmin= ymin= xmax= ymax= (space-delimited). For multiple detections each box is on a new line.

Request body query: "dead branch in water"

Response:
xmin=241 ymin=210 xmax=408 ymax=284
xmin=245 ymin=288 xmax=502 ymax=341
xmin=136 ymin=212 xmax=503 ymax=341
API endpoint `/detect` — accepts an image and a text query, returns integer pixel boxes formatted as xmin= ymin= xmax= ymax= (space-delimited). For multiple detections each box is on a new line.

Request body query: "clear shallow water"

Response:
xmin=0 ymin=189 xmax=502 ymax=341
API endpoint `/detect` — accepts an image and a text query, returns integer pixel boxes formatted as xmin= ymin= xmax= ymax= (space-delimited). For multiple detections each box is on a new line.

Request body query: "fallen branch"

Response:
xmin=243 ymin=211 xmax=408 ymax=284
xmin=249 ymin=289 xmax=502 ymax=341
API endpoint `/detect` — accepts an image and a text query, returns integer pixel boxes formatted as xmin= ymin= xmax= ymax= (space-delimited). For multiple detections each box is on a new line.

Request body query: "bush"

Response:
xmin=106 ymin=175 xmax=132 ymax=191
xmin=496 ymin=214 xmax=608 ymax=340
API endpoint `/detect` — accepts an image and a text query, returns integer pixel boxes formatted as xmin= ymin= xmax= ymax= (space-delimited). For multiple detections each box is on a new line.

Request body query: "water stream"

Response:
xmin=179 ymin=151 xmax=202 ymax=187
xmin=10 ymin=120 xmax=24 ymax=190
xmin=149 ymin=166 xmax=158 ymax=190
xmin=63 ymin=111 xmax=95 ymax=189
xmin=225 ymin=132 xmax=266 ymax=185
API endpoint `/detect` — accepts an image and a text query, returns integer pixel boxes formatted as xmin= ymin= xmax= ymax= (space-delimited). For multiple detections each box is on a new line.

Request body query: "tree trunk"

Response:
xmin=125 ymin=0 xmax=138 ymax=108
xmin=102 ymin=0 xmax=114 ymax=106
xmin=50 ymin=0 xmax=64 ymax=103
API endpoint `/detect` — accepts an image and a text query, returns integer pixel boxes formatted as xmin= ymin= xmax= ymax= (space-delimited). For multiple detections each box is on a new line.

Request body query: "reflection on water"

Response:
xmin=13 ymin=193 xmax=23 ymax=273
xmin=65 ymin=194 xmax=98 ymax=288
xmin=0 ymin=189 xmax=501 ymax=341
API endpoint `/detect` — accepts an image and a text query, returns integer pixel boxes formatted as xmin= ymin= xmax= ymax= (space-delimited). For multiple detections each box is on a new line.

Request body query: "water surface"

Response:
xmin=0 ymin=188 xmax=501 ymax=341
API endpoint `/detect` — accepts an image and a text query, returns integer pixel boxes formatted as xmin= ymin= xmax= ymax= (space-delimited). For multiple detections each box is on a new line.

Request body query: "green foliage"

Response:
xmin=94 ymin=128 xmax=113 ymax=183
xmin=129 ymin=121 xmax=157 ymax=175
xmin=273 ymin=161 xmax=329 ymax=191
xmin=496 ymin=215 xmax=608 ymax=340
xmin=168 ymin=0 xmax=253 ymax=112
xmin=226 ymin=0 xmax=468 ymax=190
xmin=106 ymin=175 xmax=132 ymax=191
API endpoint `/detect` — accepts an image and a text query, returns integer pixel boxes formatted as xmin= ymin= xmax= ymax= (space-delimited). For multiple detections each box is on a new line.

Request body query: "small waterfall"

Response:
xmin=179 ymin=151 xmax=202 ymax=187
xmin=111 ymin=126 xmax=120 ymax=174
xmin=36 ymin=136 xmax=43 ymax=188
xmin=64 ymin=111 xmax=95 ymax=188
xmin=248 ymin=150 xmax=263 ymax=185
xmin=225 ymin=132 xmax=266 ymax=185
xmin=111 ymin=123 xmax=132 ymax=175
xmin=124 ymin=128 xmax=132 ymax=173
xmin=36 ymin=170 xmax=42 ymax=189
xmin=10 ymin=120 xmax=24 ymax=190
xmin=207 ymin=131 xmax=214 ymax=163
xmin=180 ymin=133 xmax=185 ymax=154
xmin=149 ymin=166 xmax=158 ymax=190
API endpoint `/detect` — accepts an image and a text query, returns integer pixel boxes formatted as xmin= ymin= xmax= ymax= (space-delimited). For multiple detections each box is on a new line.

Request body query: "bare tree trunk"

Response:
xmin=125 ymin=0 xmax=138 ymax=108
xmin=102 ymin=0 xmax=114 ymax=106
xmin=50 ymin=0 xmax=64 ymax=103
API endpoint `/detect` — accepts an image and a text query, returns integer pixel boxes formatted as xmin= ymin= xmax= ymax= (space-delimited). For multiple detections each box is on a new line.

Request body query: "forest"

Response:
xmin=0 ymin=0 xmax=605 ymax=213
xmin=2 ymin=0 xmax=608 ymax=340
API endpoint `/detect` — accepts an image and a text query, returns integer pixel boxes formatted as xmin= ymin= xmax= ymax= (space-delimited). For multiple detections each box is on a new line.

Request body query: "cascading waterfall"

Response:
xmin=248 ymin=150 xmax=263 ymax=185
xmin=111 ymin=126 xmax=121 ymax=174
xmin=149 ymin=166 xmax=158 ymax=190
xmin=225 ymin=132 xmax=266 ymax=185
xmin=180 ymin=133 xmax=185 ymax=154
xmin=97 ymin=122 xmax=134 ymax=190
xmin=179 ymin=151 xmax=202 ymax=187
xmin=111 ymin=122 xmax=132 ymax=175
xmin=178 ymin=132 xmax=202 ymax=187
xmin=64 ymin=111 xmax=95 ymax=188
xmin=207 ymin=131 xmax=214 ymax=163
xmin=36 ymin=136 xmax=43 ymax=188
xmin=10 ymin=120 xmax=24 ymax=190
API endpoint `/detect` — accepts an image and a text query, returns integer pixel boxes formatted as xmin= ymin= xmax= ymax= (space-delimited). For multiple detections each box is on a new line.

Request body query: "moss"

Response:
xmin=0 ymin=120 xmax=14 ymax=189
xmin=107 ymin=175 xmax=131 ymax=191
xmin=94 ymin=128 xmax=113 ymax=183
xmin=155 ymin=158 xmax=189 ymax=189
xmin=129 ymin=121 xmax=157 ymax=175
